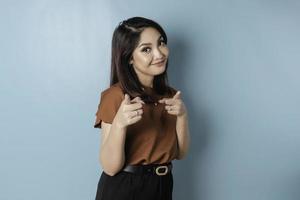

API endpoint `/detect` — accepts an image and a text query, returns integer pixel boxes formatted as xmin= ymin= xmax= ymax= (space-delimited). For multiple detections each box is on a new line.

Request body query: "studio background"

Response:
xmin=1 ymin=0 xmax=300 ymax=200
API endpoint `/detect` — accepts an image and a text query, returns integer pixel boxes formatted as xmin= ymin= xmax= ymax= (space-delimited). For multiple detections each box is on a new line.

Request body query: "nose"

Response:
xmin=153 ymin=47 xmax=164 ymax=59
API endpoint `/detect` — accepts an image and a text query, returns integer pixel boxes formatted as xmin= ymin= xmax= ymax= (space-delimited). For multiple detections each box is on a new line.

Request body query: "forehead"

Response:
xmin=138 ymin=27 xmax=161 ymax=43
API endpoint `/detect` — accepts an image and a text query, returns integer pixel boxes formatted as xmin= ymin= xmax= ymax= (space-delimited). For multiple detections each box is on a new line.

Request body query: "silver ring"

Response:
xmin=134 ymin=110 xmax=138 ymax=116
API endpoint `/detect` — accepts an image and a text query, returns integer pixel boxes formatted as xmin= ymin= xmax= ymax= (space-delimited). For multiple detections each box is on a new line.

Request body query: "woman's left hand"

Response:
xmin=158 ymin=91 xmax=187 ymax=117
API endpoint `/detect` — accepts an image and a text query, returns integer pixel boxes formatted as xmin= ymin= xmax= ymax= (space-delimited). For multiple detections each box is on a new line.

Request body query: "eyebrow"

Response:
xmin=138 ymin=35 xmax=164 ymax=48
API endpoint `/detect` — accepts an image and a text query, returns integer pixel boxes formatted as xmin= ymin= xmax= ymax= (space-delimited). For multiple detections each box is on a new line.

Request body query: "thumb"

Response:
xmin=123 ymin=93 xmax=131 ymax=105
xmin=173 ymin=91 xmax=181 ymax=99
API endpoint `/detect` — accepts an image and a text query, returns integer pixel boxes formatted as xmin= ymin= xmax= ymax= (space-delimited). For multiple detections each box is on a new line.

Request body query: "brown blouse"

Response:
xmin=93 ymin=82 xmax=179 ymax=165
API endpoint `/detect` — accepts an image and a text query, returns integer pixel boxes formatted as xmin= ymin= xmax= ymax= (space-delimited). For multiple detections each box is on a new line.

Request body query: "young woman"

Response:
xmin=93 ymin=16 xmax=190 ymax=200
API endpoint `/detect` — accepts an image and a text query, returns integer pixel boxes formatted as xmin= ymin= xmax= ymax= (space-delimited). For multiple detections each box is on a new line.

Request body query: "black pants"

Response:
xmin=95 ymin=168 xmax=173 ymax=200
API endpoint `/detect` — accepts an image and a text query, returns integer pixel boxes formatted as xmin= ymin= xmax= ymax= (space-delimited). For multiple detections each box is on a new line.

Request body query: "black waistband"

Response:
xmin=122 ymin=162 xmax=172 ymax=176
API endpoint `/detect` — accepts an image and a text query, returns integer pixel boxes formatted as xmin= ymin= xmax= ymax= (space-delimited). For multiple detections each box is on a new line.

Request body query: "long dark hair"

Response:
xmin=109 ymin=16 xmax=174 ymax=103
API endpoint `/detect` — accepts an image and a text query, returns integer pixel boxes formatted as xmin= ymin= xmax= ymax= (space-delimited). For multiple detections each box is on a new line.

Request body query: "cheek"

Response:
xmin=137 ymin=54 xmax=152 ymax=65
xmin=162 ymin=47 xmax=169 ymax=57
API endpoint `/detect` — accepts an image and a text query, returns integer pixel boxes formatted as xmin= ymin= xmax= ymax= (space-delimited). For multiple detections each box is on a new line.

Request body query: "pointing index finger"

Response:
xmin=173 ymin=91 xmax=181 ymax=99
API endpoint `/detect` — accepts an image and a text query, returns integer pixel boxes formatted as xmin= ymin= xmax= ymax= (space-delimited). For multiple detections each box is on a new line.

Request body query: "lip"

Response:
xmin=152 ymin=59 xmax=166 ymax=65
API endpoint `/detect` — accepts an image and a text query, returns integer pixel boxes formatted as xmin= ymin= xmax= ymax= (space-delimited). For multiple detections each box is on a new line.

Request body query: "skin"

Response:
xmin=129 ymin=27 xmax=169 ymax=88
xmin=100 ymin=27 xmax=190 ymax=176
xmin=129 ymin=27 xmax=190 ymax=159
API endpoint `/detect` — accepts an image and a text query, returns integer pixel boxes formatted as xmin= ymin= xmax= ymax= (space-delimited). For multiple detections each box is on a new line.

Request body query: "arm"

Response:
xmin=159 ymin=90 xmax=191 ymax=160
xmin=176 ymin=112 xmax=190 ymax=160
xmin=99 ymin=94 xmax=143 ymax=176
xmin=99 ymin=120 xmax=126 ymax=176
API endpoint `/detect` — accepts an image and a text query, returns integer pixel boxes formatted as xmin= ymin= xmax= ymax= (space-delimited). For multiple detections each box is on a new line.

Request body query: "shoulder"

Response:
xmin=101 ymin=82 xmax=125 ymax=101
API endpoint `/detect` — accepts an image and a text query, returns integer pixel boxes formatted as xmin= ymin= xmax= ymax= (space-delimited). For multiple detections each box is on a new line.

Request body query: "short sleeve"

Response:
xmin=93 ymin=87 xmax=124 ymax=129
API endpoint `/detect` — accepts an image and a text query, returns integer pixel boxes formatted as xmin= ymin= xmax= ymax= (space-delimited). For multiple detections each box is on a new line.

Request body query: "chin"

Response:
xmin=154 ymin=67 xmax=166 ymax=75
xmin=148 ymin=64 xmax=166 ymax=75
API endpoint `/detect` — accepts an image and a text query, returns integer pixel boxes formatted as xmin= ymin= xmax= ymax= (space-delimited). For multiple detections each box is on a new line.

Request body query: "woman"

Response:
xmin=93 ymin=16 xmax=190 ymax=200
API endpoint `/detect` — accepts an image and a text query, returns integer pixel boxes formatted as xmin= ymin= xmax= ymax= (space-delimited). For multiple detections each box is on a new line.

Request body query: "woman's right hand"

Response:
xmin=114 ymin=94 xmax=145 ymax=128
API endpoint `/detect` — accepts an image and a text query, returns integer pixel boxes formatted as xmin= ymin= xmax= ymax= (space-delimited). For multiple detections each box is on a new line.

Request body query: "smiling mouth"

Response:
xmin=152 ymin=59 xmax=166 ymax=65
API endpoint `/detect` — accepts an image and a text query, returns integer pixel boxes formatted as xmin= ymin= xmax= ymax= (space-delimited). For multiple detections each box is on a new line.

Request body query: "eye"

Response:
xmin=142 ymin=47 xmax=151 ymax=53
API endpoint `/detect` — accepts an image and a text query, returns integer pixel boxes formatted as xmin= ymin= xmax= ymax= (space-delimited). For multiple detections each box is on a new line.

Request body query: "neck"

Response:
xmin=140 ymin=78 xmax=153 ymax=88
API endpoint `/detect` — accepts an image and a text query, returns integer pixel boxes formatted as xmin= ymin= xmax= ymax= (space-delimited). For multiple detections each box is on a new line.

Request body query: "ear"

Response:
xmin=129 ymin=56 xmax=133 ymax=65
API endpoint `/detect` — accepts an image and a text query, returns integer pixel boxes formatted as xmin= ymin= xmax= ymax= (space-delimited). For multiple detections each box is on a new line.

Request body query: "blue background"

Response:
xmin=1 ymin=0 xmax=300 ymax=199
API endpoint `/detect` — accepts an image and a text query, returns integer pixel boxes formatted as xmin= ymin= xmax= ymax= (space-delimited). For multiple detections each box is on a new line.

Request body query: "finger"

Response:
xmin=167 ymin=110 xmax=177 ymax=115
xmin=123 ymin=94 xmax=131 ymax=105
xmin=165 ymin=98 xmax=176 ymax=105
xmin=130 ymin=96 xmax=140 ymax=102
xmin=128 ymin=115 xmax=142 ymax=125
xmin=127 ymin=109 xmax=143 ymax=118
xmin=131 ymin=96 xmax=145 ymax=104
xmin=165 ymin=105 xmax=177 ymax=111
xmin=173 ymin=91 xmax=181 ymax=99
xmin=159 ymin=98 xmax=169 ymax=104
xmin=124 ymin=102 xmax=143 ymax=111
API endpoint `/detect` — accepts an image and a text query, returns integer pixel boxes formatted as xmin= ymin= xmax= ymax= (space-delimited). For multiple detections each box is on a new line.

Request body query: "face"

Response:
xmin=129 ymin=27 xmax=169 ymax=85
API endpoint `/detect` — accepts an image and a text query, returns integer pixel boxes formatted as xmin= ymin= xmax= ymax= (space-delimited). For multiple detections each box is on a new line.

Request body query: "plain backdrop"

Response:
xmin=1 ymin=0 xmax=300 ymax=200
